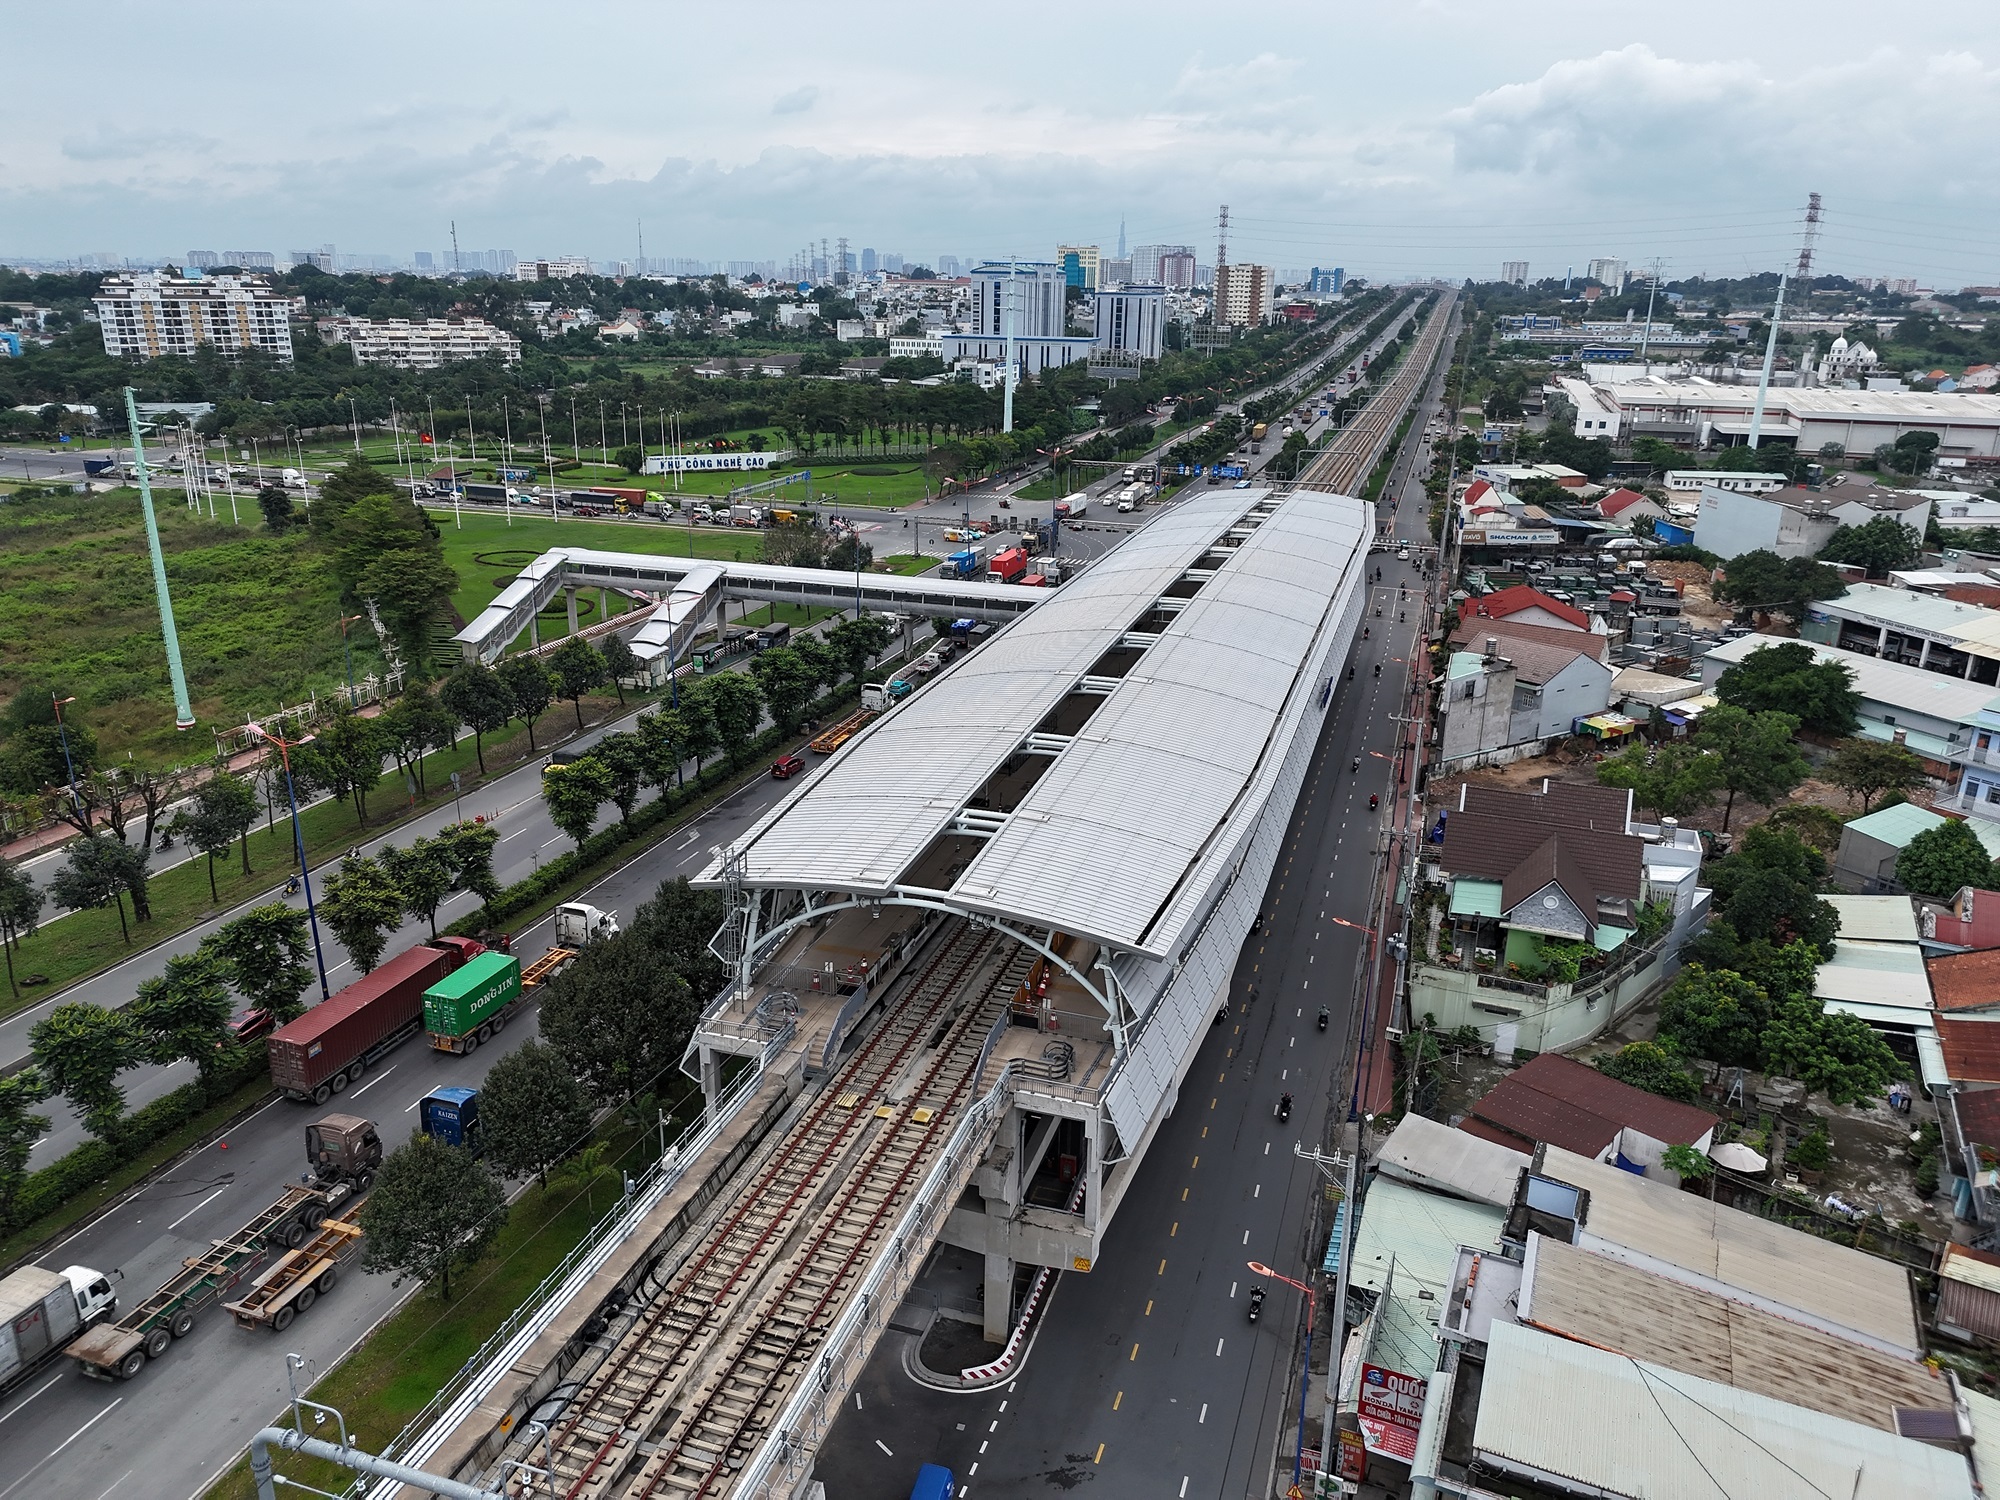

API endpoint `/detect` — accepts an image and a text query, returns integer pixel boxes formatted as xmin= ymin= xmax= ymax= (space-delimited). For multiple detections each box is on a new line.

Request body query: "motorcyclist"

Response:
xmin=1318 ymin=1005 xmax=1329 ymax=1030
xmin=1373 ymin=663 xmax=1381 ymax=677
xmin=1278 ymin=1092 xmax=1294 ymax=1121
xmin=1351 ymin=757 xmax=1360 ymax=772
xmin=1369 ymin=793 xmax=1380 ymax=810
xmin=1248 ymin=1284 xmax=1266 ymax=1321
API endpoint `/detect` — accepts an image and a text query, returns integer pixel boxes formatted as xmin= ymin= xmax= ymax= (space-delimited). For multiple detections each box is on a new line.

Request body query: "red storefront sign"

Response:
xmin=1357 ymin=1363 xmax=1427 ymax=1462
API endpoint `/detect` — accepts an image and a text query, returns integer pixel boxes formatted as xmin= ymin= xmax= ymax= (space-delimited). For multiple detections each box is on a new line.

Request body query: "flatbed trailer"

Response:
xmin=521 ymin=947 xmax=578 ymax=989
xmin=225 ymin=1212 xmax=363 ymax=1333
xmin=809 ymin=709 xmax=877 ymax=755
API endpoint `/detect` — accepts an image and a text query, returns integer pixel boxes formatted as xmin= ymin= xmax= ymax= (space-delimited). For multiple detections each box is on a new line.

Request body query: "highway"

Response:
xmin=811 ymin=298 xmax=1460 ymax=1500
xmin=0 ymin=763 xmax=804 ymax=1500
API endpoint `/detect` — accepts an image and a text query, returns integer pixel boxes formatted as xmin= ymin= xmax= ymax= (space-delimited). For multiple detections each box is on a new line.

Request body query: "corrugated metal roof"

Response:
xmin=1701 ymin=632 xmax=2000 ymax=719
xmin=1349 ymin=1180 xmax=1504 ymax=1375
xmin=1814 ymin=937 xmax=1934 ymax=1012
xmin=1542 ymin=1145 xmax=1923 ymax=1357
xmin=1943 ymin=1242 xmax=2000 ymax=1296
xmin=1447 ymin=879 xmax=1502 ymax=918
xmin=1824 ymin=892 xmax=1925 ymax=943
xmin=1474 ymin=1322 xmax=1976 ymax=1500
xmin=1374 ymin=1113 xmax=1527 ymax=1208
xmin=1521 ymin=1233 xmax=1952 ymax=1432
xmin=707 ymin=488 xmax=1367 ymax=954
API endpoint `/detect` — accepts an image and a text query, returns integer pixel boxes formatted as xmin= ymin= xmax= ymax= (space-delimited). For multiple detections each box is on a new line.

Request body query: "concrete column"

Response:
xmin=529 ymin=611 xmax=540 ymax=647
xmin=700 ymin=1046 xmax=722 ymax=1121
xmin=983 ymin=1243 xmax=1015 ymax=1344
xmin=599 ymin=586 xmax=609 ymax=623
xmin=566 ymin=587 xmax=580 ymax=636
xmin=1877 ymin=624 xmax=1889 ymax=657
xmin=1919 ymin=638 xmax=1933 ymax=672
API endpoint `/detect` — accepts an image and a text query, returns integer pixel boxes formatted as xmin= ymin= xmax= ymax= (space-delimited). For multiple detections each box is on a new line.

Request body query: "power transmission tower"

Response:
xmin=450 ymin=219 xmax=459 ymax=275
xmin=1793 ymin=191 xmax=1822 ymax=319
xmin=1215 ymin=203 xmax=1230 ymax=273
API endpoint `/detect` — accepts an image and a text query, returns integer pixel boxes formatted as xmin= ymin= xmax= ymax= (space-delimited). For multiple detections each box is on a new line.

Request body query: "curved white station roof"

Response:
xmin=707 ymin=486 xmax=1369 ymax=956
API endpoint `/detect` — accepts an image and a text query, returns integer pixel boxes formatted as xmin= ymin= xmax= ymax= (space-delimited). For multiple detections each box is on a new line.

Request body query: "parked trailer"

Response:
xmin=225 ymin=1212 xmax=363 ymax=1334
xmin=424 ymin=951 xmax=523 ymax=1054
xmin=268 ymin=938 xmax=484 ymax=1103
xmin=809 ymin=709 xmax=877 ymax=755
xmin=0 ymin=1266 xmax=118 ymax=1400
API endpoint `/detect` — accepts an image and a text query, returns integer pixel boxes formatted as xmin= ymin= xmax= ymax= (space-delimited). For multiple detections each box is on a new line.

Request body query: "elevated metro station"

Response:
xmin=405 ymin=485 xmax=1369 ymax=1500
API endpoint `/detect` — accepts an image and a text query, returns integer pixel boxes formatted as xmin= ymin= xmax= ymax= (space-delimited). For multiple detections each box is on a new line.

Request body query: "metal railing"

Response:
xmin=367 ymin=1020 xmax=793 ymax=1492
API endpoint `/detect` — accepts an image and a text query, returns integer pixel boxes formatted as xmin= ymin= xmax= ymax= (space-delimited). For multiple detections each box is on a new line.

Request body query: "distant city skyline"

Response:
xmin=5 ymin=4 xmax=1997 ymax=285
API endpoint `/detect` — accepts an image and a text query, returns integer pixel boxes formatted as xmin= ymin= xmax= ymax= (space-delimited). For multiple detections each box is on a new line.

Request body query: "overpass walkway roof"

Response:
xmin=703 ymin=486 xmax=1367 ymax=959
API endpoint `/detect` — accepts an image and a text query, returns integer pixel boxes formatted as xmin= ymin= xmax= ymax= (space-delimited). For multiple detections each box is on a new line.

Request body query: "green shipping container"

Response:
xmin=423 ymin=952 xmax=522 ymax=1038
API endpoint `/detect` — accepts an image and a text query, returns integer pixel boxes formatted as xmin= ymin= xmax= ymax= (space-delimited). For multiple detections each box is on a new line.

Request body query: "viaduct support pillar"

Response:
xmin=566 ymin=586 xmax=580 ymax=636
xmin=700 ymin=1046 xmax=723 ymax=1121
xmin=983 ymin=1245 xmax=1016 ymax=1344
xmin=529 ymin=609 xmax=540 ymax=647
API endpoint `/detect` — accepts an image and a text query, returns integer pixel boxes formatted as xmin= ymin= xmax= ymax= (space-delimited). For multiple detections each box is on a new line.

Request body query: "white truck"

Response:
xmin=1 ymin=1265 xmax=118 ymax=1399
xmin=521 ymin=903 xmax=622 ymax=989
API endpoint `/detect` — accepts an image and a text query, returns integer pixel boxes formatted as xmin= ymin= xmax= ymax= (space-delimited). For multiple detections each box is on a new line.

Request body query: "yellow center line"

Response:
xmin=1210 ymin=1097 xmax=1217 ymax=1109
xmin=1158 ymin=1259 xmax=1167 ymax=1275
xmin=1095 ymin=1443 xmax=1106 ymax=1463
xmin=1170 ymin=1221 xmax=1178 ymax=1236
xmin=1129 ymin=1345 xmax=1139 ymax=1362
xmin=1201 ymin=1125 xmax=1208 ymax=1138
xmin=1181 ymin=1187 xmax=1189 ymax=1201
xmin=1145 ymin=1299 xmax=1153 ymax=1315
xmin=1192 ymin=1156 xmax=1199 ymax=1169
xmin=1113 ymin=1391 xmax=1123 ymax=1411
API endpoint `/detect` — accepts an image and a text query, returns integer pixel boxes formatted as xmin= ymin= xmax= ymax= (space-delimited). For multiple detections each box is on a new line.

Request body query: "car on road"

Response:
xmin=227 ymin=1007 xmax=274 ymax=1044
xmin=1233 ymin=479 xmax=1252 ymax=489
xmin=770 ymin=754 xmax=806 ymax=780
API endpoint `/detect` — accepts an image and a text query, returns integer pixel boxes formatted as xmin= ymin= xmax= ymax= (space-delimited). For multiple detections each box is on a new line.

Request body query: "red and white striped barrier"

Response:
xmin=958 ymin=1179 xmax=1086 ymax=1385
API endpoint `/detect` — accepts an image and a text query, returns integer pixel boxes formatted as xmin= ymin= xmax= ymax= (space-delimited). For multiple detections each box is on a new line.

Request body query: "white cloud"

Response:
xmin=772 ymin=86 xmax=819 ymax=116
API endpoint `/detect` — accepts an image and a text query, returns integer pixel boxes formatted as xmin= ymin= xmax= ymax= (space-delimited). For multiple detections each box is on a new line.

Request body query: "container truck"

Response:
xmin=519 ymin=903 xmax=620 ymax=989
xmin=424 ymin=950 xmax=524 ymax=1054
xmin=941 ymin=550 xmax=980 ymax=580
xmin=987 ymin=546 xmax=1029 ymax=584
xmin=418 ymin=1087 xmax=482 ymax=1151
xmin=0 ymin=1265 xmax=118 ymax=1399
xmin=224 ymin=1209 xmax=362 ymax=1334
xmin=268 ymin=937 xmax=485 ymax=1103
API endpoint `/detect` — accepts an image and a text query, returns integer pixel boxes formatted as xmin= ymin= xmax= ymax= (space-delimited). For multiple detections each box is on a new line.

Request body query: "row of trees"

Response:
xmin=316 ymin=820 xmax=500 ymax=972
xmin=358 ymin=878 xmax=727 ymax=1298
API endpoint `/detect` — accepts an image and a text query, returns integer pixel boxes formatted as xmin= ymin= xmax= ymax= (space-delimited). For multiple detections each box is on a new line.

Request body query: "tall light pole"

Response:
xmin=246 ymin=723 xmax=332 ymax=1003
xmin=124 ymin=388 xmax=197 ymax=730
xmin=338 ymin=614 xmax=365 ymax=706
xmin=51 ymin=695 xmax=82 ymax=814
xmin=1248 ymin=1260 xmax=1319 ymax=1487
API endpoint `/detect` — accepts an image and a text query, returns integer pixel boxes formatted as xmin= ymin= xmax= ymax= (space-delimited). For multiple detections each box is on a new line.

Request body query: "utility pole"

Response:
xmin=1637 ymin=257 xmax=1663 ymax=366
xmin=1001 ymin=260 xmax=1019 ymax=434
xmin=124 ymin=389 xmax=196 ymax=730
xmin=450 ymin=219 xmax=460 ymax=275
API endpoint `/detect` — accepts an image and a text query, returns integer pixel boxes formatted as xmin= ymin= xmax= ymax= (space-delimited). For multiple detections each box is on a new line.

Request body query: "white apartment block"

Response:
xmin=1586 ymin=257 xmax=1626 ymax=289
xmin=318 ymin=316 xmax=522 ymax=368
xmin=1094 ymin=284 xmax=1164 ymax=360
xmin=93 ymin=272 xmax=294 ymax=362
xmin=969 ymin=262 xmax=1069 ymax=340
xmin=1131 ymin=244 xmax=1193 ymax=286
xmin=514 ymin=256 xmax=594 ymax=280
xmin=889 ymin=332 xmax=944 ymax=360
xmin=1212 ymin=263 xmax=1275 ymax=327
xmin=1501 ymin=261 xmax=1529 ymax=286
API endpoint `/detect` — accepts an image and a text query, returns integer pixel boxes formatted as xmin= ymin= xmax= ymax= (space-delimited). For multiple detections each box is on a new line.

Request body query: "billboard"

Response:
xmin=642 ymin=452 xmax=784 ymax=475
xmin=1357 ymin=1365 xmax=1426 ymax=1461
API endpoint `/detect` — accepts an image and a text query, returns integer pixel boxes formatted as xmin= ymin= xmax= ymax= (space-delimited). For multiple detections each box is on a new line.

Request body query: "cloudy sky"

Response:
xmin=6 ymin=0 xmax=1998 ymax=285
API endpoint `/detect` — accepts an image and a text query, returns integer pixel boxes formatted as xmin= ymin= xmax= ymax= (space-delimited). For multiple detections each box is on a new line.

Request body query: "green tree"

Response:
xmin=598 ymin=633 xmax=639 ymax=707
xmin=747 ymin=646 xmax=819 ymax=735
xmin=358 ymin=1133 xmax=506 ymax=1299
xmin=1594 ymin=1041 xmax=1701 ymax=1104
xmin=439 ymin=662 xmax=514 ymax=775
xmin=440 ymin=820 xmax=502 ymax=918
xmin=540 ymin=934 xmax=697 ymax=1110
xmin=171 ymin=772 xmax=256 ymax=900
xmin=210 ymin=903 xmax=315 ymax=1022
xmin=131 ymin=950 xmax=234 ymax=1089
xmin=310 ymin=456 xmax=398 ymax=539
xmin=1819 ymin=514 xmax=1922 ymax=577
xmin=497 ymin=657 xmax=557 ymax=753
xmin=1656 ymin=964 xmax=1772 ymax=1068
xmin=1762 ymin=995 xmax=1902 ymax=1104
xmin=30 ymin=1002 xmax=145 ymax=1139
xmin=633 ymin=877 xmax=730 ymax=1003
xmin=1824 ymin=738 xmax=1928 ymax=813
xmin=378 ymin=686 xmax=458 ymax=798
xmin=0 ymin=687 xmax=98 ymax=800
xmin=1895 ymin=818 xmax=1998 ymax=899
xmin=479 ymin=1038 xmax=593 ymax=1188
xmin=694 ymin=672 xmax=764 ymax=765
xmin=1874 ymin=430 xmax=1938 ymax=476
xmin=1713 ymin=641 xmax=1860 ymax=735
xmin=1596 ymin=741 xmax=1721 ymax=820
xmin=320 ymin=856 xmax=405 ymax=973
xmin=638 ymin=705 xmax=692 ymax=789
xmin=1692 ymin=706 xmax=1809 ymax=830
xmin=296 ymin=708 xmax=387 ymax=822
xmin=0 ymin=1070 xmax=51 ymax=1227
xmin=548 ymin=637 xmax=608 ymax=732
xmin=1661 ymin=1143 xmax=1715 ymax=1191
xmin=363 ymin=549 xmax=460 ymax=668
xmin=0 ymin=856 xmax=47 ymax=997
xmin=1762 ymin=803 xmax=1847 ymax=855
xmin=1712 ymin=550 xmax=1848 ymax=624
xmin=49 ymin=834 xmax=138 ymax=942
xmin=825 ymin=615 xmax=894 ymax=685
xmin=594 ymin=732 xmax=648 ymax=824
xmin=543 ymin=758 xmax=612 ymax=849
xmin=256 ymin=484 xmax=296 ymax=533
xmin=614 ymin=444 xmax=643 ymax=474
xmin=380 ymin=838 xmax=454 ymax=939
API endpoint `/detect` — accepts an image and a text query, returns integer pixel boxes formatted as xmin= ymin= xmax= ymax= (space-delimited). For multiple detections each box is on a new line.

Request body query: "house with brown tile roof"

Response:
xmin=1930 ymin=950 xmax=2000 ymax=1014
xmin=1459 ymin=1052 xmax=1717 ymax=1180
xmin=1448 ymin=618 xmax=1610 ymax=662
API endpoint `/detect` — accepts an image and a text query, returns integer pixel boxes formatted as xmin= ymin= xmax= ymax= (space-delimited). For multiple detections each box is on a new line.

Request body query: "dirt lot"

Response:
xmin=1646 ymin=559 xmax=1736 ymax=631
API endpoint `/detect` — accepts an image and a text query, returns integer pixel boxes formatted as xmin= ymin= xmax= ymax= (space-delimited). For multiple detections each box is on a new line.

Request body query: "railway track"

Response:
xmin=523 ymin=918 xmax=1021 ymax=1500
xmin=1294 ymin=296 xmax=1456 ymax=497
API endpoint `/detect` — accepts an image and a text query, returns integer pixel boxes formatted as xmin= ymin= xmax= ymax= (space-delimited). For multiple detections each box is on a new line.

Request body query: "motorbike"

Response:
xmin=157 ymin=831 xmax=175 ymax=851
xmin=1346 ymin=666 xmax=1355 ymax=680
xmin=284 ymin=874 xmax=301 ymax=897
xmin=1373 ymin=606 xmax=1381 ymax=617
xmin=1362 ymin=627 xmax=1369 ymax=640
xmin=1351 ymin=757 xmax=1360 ymax=773
xmin=1369 ymin=793 xmax=1379 ymax=810
xmin=1373 ymin=663 xmax=1381 ymax=677
xmin=1318 ymin=1006 xmax=1329 ymax=1031
xmin=1276 ymin=1094 xmax=1293 ymax=1123
xmin=1247 ymin=1285 xmax=1267 ymax=1323
xmin=1214 ymin=1007 xmax=1227 ymax=1027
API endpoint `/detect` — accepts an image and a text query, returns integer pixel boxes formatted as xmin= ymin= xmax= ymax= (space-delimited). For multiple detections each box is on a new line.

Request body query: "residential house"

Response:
xmin=1833 ymin=803 xmax=2000 ymax=892
xmin=1372 ymin=1113 xmax=1526 ymax=1208
xmin=1456 ymin=585 xmax=1602 ymax=638
xmin=1937 ymin=1244 xmax=2000 ymax=1345
xmin=689 ymin=353 xmax=804 ymax=379
xmin=1798 ymin=581 xmax=2000 ymax=685
xmin=1457 ymin=1052 xmax=1718 ymax=1180
xmin=1447 ymin=616 xmax=1608 ymax=662
xmin=1692 ymin=482 xmax=1933 ymax=561
xmin=596 ymin=318 xmax=645 ymax=342
xmin=1812 ymin=893 xmax=1935 ymax=1039
xmin=1411 ymin=782 xmax=1707 ymax=1053
xmin=1931 ymin=950 xmax=2000 ymax=1013
xmin=1921 ymin=885 xmax=2000 ymax=949
xmin=1438 ymin=634 xmax=1614 ymax=765
xmin=1595 ymin=486 xmax=1664 ymax=524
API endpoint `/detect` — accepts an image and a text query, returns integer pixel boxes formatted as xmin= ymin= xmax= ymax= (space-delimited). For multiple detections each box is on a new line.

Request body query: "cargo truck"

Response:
xmin=519 ymin=902 xmax=620 ymax=989
xmin=268 ymin=937 xmax=486 ymax=1103
xmin=424 ymin=950 xmax=523 ymax=1054
xmin=941 ymin=549 xmax=980 ymax=579
xmin=0 ymin=1265 xmax=118 ymax=1399
xmin=987 ymin=546 xmax=1029 ymax=583
xmin=418 ymin=1087 xmax=482 ymax=1150
xmin=860 ymin=679 xmax=913 ymax=711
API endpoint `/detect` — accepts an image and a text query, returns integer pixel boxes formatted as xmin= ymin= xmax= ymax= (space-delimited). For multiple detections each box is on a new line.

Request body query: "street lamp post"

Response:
xmin=1248 ymin=1260 xmax=1320 ymax=1487
xmin=247 ymin=723 xmax=333 ymax=1003
xmin=51 ymin=695 xmax=82 ymax=814
xmin=338 ymin=615 xmax=365 ymax=707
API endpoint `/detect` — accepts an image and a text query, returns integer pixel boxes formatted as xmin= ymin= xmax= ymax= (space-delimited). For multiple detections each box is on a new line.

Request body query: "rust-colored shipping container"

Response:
xmin=268 ymin=939 xmax=481 ymax=1103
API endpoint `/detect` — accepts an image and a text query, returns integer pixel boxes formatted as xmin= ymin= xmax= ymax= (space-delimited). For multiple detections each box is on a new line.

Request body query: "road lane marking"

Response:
xmin=1130 ymin=1343 xmax=1139 ymax=1360
xmin=1095 ymin=1444 xmax=1105 ymax=1463
xmin=1243 ymin=1229 xmax=1251 ymax=1244
xmin=1199 ymin=1403 xmax=1208 ymax=1424
xmin=979 ymin=1441 xmax=988 ymax=1454
xmin=497 ymin=826 xmax=528 ymax=842
xmin=0 ymin=1373 xmax=62 ymax=1424
xmin=999 ymin=1400 xmax=1006 ymax=1412
xmin=93 ymin=1470 xmax=134 ymax=1499
xmin=853 ymin=1393 xmax=862 ymax=1410
xmin=1170 ymin=1222 xmax=1177 ymax=1236
xmin=1145 ymin=1300 xmax=1153 ymax=1316
xmin=1215 ymin=1338 xmax=1224 ymax=1356
xmin=1254 ymin=1184 xmax=1261 ymax=1198
xmin=349 ymin=1064 xmax=397 ymax=1099
xmin=875 ymin=1440 xmax=894 ymax=1457
xmin=1191 ymin=1156 xmax=1198 ymax=1169
xmin=1181 ymin=1189 xmax=1188 ymax=1201
xmin=166 ymin=1184 xmax=230 ymax=1230
xmin=1265 ymin=1142 xmax=1271 ymax=1155
xmin=1158 ymin=1259 xmax=1166 ymax=1274
xmin=1181 ymin=1479 xmax=1190 ymax=1497
xmin=1113 ymin=1390 xmax=1123 ymax=1410
xmin=2 ymin=1397 xmax=122 ymax=1498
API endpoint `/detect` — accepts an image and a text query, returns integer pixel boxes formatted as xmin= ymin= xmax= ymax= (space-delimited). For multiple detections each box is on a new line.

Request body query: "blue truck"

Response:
xmin=418 ymin=1087 xmax=482 ymax=1152
xmin=942 ymin=549 xmax=981 ymax=579
xmin=910 ymin=1464 xmax=955 ymax=1500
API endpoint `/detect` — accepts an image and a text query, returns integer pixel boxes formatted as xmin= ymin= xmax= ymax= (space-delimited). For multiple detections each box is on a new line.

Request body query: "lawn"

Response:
xmin=421 ymin=508 xmax=765 ymax=624
xmin=0 ymin=486 xmax=390 ymax=765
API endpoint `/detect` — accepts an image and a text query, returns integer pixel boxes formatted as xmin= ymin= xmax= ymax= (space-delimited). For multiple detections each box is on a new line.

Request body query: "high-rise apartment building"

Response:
xmin=290 ymin=246 xmax=335 ymax=272
xmin=1586 ymin=258 xmax=1626 ymax=290
xmin=882 ymin=253 xmax=904 ymax=274
xmin=937 ymin=255 xmax=961 ymax=277
xmin=1501 ymin=261 xmax=1529 ymax=286
xmin=94 ymin=272 xmax=295 ymax=362
xmin=185 ymin=251 xmax=219 ymax=270
xmin=969 ymin=262 xmax=1069 ymax=339
xmin=1211 ymin=263 xmax=1275 ymax=327
xmin=1094 ymin=285 xmax=1164 ymax=360
xmin=318 ymin=316 xmax=522 ymax=368
xmin=1132 ymin=244 xmax=1195 ymax=287
xmin=222 ymin=251 xmax=278 ymax=271
xmin=1056 ymin=244 xmax=1100 ymax=291
xmin=860 ymin=247 xmax=879 ymax=275
xmin=1308 ymin=267 xmax=1344 ymax=295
